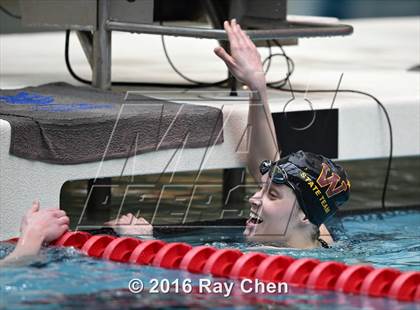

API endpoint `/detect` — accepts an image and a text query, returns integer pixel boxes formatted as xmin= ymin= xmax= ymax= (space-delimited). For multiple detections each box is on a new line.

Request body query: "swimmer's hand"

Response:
xmin=214 ymin=19 xmax=266 ymax=91
xmin=105 ymin=213 xmax=153 ymax=238
xmin=20 ymin=200 xmax=69 ymax=243
xmin=0 ymin=201 xmax=69 ymax=266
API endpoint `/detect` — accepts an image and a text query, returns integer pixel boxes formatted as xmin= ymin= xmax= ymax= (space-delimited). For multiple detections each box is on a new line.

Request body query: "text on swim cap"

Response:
xmin=299 ymin=171 xmax=331 ymax=214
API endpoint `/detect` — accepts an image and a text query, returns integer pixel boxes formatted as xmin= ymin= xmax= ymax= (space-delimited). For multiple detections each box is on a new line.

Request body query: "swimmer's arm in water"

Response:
xmin=0 ymin=201 xmax=69 ymax=267
xmin=214 ymin=19 xmax=280 ymax=181
xmin=0 ymin=228 xmax=45 ymax=267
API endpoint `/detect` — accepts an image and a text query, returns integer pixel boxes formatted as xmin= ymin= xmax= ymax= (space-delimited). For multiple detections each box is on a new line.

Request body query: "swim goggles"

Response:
xmin=259 ymin=160 xmax=290 ymax=185
xmin=259 ymin=159 xmax=307 ymax=213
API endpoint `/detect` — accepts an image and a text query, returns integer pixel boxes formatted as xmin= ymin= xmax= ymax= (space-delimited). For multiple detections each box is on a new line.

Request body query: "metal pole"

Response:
xmin=106 ymin=20 xmax=353 ymax=40
xmin=76 ymin=31 xmax=94 ymax=70
xmin=88 ymin=0 xmax=112 ymax=222
xmin=93 ymin=0 xmax=111 ymax=89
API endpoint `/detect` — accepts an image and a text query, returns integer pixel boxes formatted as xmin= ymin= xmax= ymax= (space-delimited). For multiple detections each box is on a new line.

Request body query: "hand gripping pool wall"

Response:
xmin=5 ymin=231 xmax=420 ymax=303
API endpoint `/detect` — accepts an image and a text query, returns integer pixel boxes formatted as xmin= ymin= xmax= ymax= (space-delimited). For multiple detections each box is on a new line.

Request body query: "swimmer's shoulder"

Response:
xmin=319 ymin=224 xmax=334 ymax=245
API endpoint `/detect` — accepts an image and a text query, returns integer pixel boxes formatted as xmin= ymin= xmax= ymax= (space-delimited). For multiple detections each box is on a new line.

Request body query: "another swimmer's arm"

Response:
xmin=0 ymin=229 xmax=44 ymax=267
xmin=0 ymin=201 xmax=69 ymax=267
xmin=104 ymin=213 xmax=154 ymax=239
xmin=214 ymin=20 xmax=280 ymax=181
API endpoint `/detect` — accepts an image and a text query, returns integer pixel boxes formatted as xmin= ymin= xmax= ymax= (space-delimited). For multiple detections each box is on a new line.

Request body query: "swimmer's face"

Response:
xmin=244 ymin=174 xmax=301 ymax=243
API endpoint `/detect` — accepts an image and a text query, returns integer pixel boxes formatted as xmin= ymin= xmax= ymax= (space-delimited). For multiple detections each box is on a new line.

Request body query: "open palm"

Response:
xmin=214 ymin=19 xmax=266 ymax=91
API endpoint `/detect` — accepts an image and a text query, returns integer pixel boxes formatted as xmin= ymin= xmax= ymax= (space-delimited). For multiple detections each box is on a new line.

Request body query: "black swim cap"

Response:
xmin=262 ymin=151 xmax=350 ymax=226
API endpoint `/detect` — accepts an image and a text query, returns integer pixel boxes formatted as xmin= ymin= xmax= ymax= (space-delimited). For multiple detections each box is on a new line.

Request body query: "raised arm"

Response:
xmin=214 ymin=19 xmax=280 ymax=181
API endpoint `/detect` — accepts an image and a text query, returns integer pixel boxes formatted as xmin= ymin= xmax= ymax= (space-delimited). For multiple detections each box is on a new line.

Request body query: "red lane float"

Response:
xmin=5 ymin=231 xmax=417 ymax=303
xmin=230 ymin=252 xmax=268 ymax=279
xmin=202 ymin=249 xmax=242 ymax=277
xmin=152 ymin=242 xmax=192 ymax=269
xmin=129 ymin=240 xmax=166 ymax=265
xmin=415 ymin=285 xmax=420 ymax=302
xmin=102 ymin=237 xmax=141 ymax=263
xmin=179 ymin=245 xmax=217 ymax=273
xmin=307 ymin=261 xmax=348 ymax=290
xmin=388 ymin=271 xmax=420 ymax=302
xmin=81 ymin=235 xmax=116 ymax=258
xmin=53 ymin=231 xmax=91 ymax=249
xmin=254 ymin=255 xmax=295 ymax=282
xmin=283 ymin=258 xmax=320 ymax=287
xmin=335 ymin=265 xmax=374 ymax=294
xmin=360 ymin=268 xmax=401 ymax=297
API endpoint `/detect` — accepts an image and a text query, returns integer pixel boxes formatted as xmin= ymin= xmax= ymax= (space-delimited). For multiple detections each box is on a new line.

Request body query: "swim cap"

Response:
xmin=260 ymin=150 xmax=350 ymax=226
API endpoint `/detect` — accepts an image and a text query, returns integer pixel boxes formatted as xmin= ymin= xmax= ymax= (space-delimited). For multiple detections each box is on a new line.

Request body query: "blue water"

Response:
xmin=1 ymin=210 xmax=419 ymax=309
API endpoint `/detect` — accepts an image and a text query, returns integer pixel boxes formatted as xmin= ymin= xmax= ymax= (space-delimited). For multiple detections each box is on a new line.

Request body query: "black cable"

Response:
xmin=65 ymin=31 xmax=91 ymax=85
xmin=263 ymin=40 xmax=273 ymax=74
xmin=65 ymin=30 xmax=228 ymax=88
xmin=160 ymin=34 xmax=228 ymax=86
xmin=263 ymin=52 xmax=294 ymax=87
xmin=0 ymin=5 xmax=21 ymax=19
xmin=263 ymin=40 xmax=295 ymax=88
xmin=158 ymin=20 xmax=228 ymax=87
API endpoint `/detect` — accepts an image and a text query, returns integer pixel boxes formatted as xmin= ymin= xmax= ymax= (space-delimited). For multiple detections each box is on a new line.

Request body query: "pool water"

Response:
xmin=1 ymin=209 xmax=419 ymax=309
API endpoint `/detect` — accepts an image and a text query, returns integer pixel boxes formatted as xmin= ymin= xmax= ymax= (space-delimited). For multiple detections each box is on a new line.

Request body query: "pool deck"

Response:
xmin=0 ymin=17 xmax=419 ymax=239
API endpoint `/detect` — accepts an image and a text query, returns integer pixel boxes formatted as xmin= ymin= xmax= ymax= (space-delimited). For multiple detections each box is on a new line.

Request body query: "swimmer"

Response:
xmin=106 ymin=20 xmax=350 ymax=249
xmin=0 ymin=200 xmax=69 ymax=266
